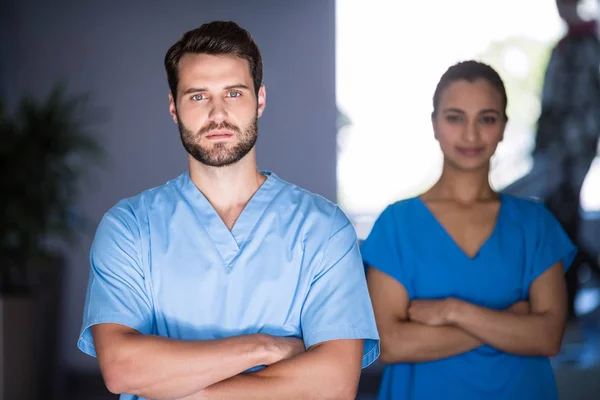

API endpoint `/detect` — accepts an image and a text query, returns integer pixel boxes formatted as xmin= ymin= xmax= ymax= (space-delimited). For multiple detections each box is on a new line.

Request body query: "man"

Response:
xmin=78 ymin=21 xmax=379 ymax=400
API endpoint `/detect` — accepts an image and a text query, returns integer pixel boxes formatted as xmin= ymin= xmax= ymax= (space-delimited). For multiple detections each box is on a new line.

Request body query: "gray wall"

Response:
xmin=1 ymin=0 xmax=336 ymax=372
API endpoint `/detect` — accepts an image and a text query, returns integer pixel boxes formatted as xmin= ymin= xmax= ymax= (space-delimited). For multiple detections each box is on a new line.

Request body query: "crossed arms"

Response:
xmin=367 ymin=262 xmax=568 ymax=363
xmin=92 ymin=324 xmax=362 ymax=400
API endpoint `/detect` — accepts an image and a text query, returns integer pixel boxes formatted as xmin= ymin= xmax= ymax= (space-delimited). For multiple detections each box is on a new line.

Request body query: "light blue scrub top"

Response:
xmin=361 ymin=194 xmax=577 ymax=400
xmin=78 ymin=171 xmax=380 ymax=400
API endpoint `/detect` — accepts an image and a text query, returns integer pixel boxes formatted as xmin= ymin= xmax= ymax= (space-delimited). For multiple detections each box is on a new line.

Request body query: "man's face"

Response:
xmin=169 ymin=53 xmax=266 ymax=167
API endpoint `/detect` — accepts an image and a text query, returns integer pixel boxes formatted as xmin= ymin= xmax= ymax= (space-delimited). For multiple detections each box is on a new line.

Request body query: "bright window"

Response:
xmin=336 ymin=0 xmax=599 ymax=238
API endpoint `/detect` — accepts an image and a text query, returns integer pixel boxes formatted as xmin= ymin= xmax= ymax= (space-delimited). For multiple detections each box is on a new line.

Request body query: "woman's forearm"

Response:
xmin=378 ymin=321 xmax=483 ymax=363
xmin=449 ymin=301 xmax=564 ymax=357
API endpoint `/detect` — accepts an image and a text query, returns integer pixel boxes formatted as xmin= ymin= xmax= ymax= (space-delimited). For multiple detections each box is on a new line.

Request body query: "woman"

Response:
xmin=361 ymin=61 xmax=577 ymax=400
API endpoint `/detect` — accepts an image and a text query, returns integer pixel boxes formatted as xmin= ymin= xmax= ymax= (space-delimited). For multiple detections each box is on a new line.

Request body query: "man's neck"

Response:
xmin=188 ymin=154 xmax=267 ymax=228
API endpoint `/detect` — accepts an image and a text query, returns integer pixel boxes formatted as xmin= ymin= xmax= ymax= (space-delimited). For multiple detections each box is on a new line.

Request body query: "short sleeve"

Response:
xmin=300 ymin=207 xmax=380 ymax=368
xmin=361 ymin=204 xmax=413 ymax=298
xmin=77 ymin=202 xmax=154 ymax=357
xmin=526 ymin=203 xmax=578 ymax=288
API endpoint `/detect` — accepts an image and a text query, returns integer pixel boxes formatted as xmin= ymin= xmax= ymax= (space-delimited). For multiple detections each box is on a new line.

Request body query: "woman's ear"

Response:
xmin=500 ymin=115 xmax=509 ymax=141
xmin=431 ymin=112 xmax=439 ymax=140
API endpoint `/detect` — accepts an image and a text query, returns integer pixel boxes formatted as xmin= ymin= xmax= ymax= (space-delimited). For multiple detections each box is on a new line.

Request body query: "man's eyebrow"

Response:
xmin=181 ymin=84 xmax=251 ymax=95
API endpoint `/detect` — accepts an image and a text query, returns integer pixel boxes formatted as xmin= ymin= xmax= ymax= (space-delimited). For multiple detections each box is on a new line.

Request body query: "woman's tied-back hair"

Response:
xmin=432 ymin=60 xmax=508 ymax=120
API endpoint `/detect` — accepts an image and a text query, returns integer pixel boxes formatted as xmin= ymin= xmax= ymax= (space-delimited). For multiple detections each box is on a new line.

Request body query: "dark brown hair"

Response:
xmin=164 ymin=21 xmax=263 ymax=102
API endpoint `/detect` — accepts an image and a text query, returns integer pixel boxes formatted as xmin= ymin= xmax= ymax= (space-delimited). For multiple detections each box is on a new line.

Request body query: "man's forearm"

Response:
xmin=182 ymin=340 xmax=362 ymax=400
xmin=379 ymin=321 xmax=482 ymax=363
xmin=99 ymin=332 xmax=273 ymax=400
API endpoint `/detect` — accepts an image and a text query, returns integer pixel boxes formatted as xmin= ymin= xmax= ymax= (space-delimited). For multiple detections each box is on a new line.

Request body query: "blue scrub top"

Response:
xmin=361 ymin=194 xmax=577 ymax=400
xmin=78 ymin=171 xmax=380 ymax=400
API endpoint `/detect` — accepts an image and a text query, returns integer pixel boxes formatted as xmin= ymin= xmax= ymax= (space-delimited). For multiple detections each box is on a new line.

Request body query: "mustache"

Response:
xmin=199 ymin=121 xmax=241 ymax=135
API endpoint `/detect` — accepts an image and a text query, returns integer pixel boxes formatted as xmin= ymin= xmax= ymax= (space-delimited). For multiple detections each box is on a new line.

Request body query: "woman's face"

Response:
xmin=432 ymin=78 xmax=506 ymax=172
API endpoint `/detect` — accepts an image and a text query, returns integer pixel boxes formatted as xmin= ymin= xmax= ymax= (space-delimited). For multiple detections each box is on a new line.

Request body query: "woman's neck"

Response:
xmin=426 ymin=164 xmax=497 ymax=204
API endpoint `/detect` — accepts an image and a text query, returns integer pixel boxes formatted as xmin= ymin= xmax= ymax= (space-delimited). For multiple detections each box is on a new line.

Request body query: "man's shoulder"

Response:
xmin=104 ymin=172 xmax=187 ymax=222
xmin=270 ymin=174 xmax=352 ymax=239
xmin=273 ymin=173 xmax=342 ymax=220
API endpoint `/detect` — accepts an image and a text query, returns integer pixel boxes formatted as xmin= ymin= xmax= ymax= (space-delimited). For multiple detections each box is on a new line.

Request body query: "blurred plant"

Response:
xmin=0 ymin=84 xmax=104 ymax=294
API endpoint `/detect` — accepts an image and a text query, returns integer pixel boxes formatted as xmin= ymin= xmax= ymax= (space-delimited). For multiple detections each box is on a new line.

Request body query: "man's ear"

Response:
xmin=169 ymin=92 xmax=178 ymax=124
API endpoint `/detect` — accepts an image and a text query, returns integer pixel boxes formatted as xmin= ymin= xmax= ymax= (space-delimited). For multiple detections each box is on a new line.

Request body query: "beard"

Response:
xmin=177 ymin=112 xmax=258 ymax=168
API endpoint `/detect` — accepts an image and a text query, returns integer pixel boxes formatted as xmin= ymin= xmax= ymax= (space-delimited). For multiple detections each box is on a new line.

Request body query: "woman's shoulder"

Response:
xmin=500 ymin=193 xmax=551 ymax=223
xmin=379 ymin=197 xmax=422 ymax=219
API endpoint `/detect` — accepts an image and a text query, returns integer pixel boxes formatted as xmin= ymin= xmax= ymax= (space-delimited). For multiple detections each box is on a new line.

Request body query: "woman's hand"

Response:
xmin=408 ymin=299 xmax=462 ymax=326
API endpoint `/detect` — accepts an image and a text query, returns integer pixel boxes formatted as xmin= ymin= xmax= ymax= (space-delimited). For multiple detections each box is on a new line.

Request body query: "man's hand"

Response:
xmin=172 ymin=336 xmax=306 ymax=400
xmin=408 ymin=299 xmax=460 ymax=326
xmin=265 ymin=336 xmax=306 ymax=365
xmin=179 ymin=339 xmax=362 ymax=400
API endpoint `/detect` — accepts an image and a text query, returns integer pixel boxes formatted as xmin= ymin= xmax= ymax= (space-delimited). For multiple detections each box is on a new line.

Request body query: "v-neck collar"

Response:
xmin=180 ymin=170 xmax=284 ymax=267
xmin=415 ymin=194 xmax=504 ymax=260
